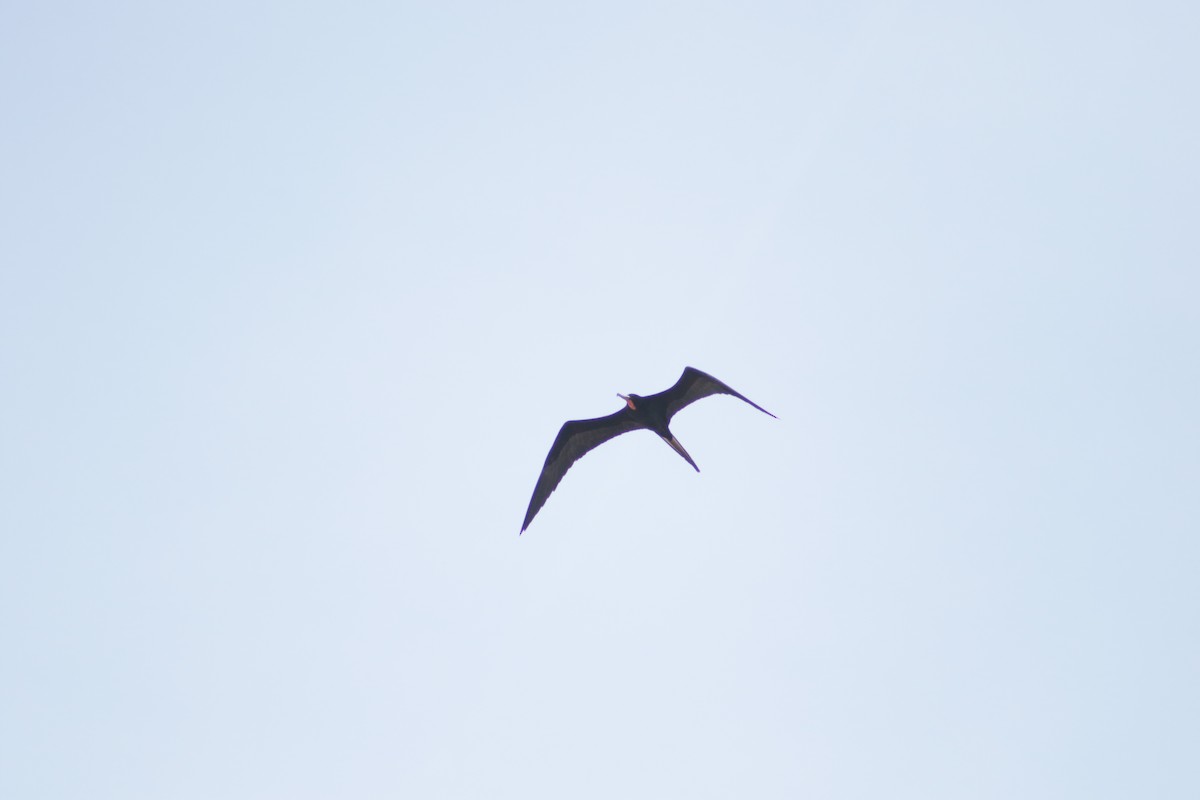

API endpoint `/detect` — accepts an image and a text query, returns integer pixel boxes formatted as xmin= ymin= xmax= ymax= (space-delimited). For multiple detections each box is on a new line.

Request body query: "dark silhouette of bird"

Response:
xmin=520 ymin=367 xmax=776 ymax=533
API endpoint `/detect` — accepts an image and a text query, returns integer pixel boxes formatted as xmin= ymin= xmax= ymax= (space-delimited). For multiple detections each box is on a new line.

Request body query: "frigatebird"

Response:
xmin=520 ymin=367 xmax=776 ymax=533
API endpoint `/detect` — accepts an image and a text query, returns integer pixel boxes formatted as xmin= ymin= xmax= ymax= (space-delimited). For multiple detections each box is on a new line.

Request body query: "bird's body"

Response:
xmin=520 ymin=367 xmax=776 ymax=533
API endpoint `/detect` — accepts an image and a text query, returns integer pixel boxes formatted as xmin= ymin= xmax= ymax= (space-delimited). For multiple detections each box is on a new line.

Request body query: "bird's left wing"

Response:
xmin=521 ymin=410 xmax=641 ymax=533
xmin=653 ymin=366 xmax=777 ymax=421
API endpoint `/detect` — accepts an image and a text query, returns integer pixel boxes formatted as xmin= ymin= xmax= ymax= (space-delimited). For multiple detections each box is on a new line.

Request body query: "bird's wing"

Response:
xmin=652 ymin=366 xmax=777 ymax=421
xmin=521 ymin=410 xmax=643 ymax=533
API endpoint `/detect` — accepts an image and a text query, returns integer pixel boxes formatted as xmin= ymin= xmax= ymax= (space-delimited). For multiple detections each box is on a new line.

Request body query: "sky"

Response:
xmin=2 ymin=1 xmax=1198 ymax=798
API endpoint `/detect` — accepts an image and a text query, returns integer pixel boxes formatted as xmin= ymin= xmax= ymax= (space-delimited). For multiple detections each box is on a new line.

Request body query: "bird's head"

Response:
xmin=617 ymin=393 xmax=639 ymax=410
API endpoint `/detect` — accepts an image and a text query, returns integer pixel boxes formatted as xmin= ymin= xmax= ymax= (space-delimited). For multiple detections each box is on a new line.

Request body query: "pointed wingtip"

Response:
xmin=752 ymin=402 xmax=778 ymax=419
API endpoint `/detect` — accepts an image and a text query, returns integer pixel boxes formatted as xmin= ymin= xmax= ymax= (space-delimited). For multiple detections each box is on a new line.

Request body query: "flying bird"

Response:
xmin=520 ymin=367 xmax=776 ymax=533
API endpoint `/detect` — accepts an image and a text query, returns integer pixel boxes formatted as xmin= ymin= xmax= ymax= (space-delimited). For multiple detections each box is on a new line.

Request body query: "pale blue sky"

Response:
xmin=2 ymin=2 xmax=1197 ymax=798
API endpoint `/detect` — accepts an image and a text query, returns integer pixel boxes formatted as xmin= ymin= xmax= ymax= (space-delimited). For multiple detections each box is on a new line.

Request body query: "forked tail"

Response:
xmin=661 ymin=433 xmax=700 ymax=472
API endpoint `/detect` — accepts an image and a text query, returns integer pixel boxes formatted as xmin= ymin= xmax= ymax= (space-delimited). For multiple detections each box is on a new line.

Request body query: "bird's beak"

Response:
xmin=617 ymin=393 xmax=636 ymax=410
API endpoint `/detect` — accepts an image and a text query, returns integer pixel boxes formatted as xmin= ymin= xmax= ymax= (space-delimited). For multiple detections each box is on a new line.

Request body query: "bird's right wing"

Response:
xmin=521 ymin=410 xmax=641 ymax=533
